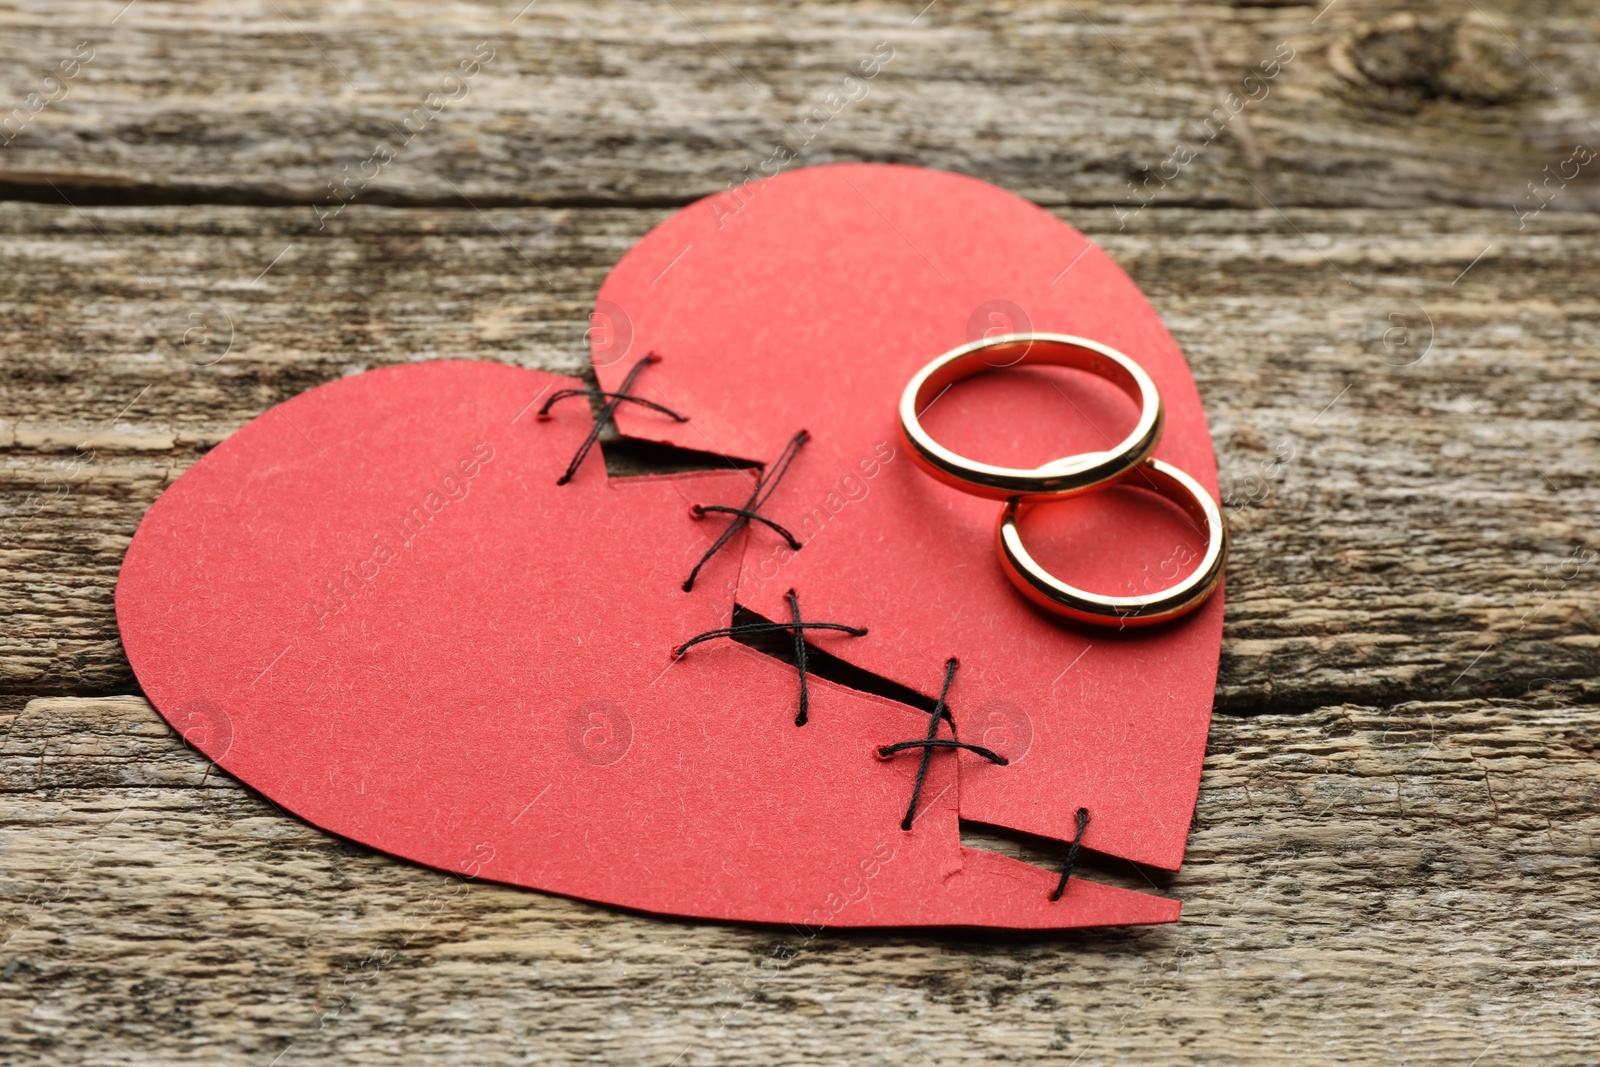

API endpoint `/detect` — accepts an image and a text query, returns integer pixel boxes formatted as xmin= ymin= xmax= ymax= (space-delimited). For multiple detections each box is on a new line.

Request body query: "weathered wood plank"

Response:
xmin=2 ymin=695 xmax=1595 ymax=1064
xmin=0 ymin=1 xmax=1596 ymax=212
xmin=2 ymin=202 xmax=1596 ymax=709
xmin=3 ymin=0 xmax=1597 ymax=1062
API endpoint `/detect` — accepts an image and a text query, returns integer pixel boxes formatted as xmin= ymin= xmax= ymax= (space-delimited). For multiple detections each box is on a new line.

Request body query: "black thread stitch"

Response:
xmin=538 ymin=353 xmax=687 ymax=485
xmin=673 ymin=589 xmax=867 ymax=726
xmin=682 ymin=429 xmax=809 ymax=592
xmin=1048 ymin=807 xmax=1091 ymax=901
xmin=876 ymin=658 xmax=1008 ymax=831
xmin=690 ymin=505 xmax=801 ymax=549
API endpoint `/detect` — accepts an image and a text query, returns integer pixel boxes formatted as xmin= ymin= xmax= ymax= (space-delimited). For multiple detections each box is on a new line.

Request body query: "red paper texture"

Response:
xmin=597 ymin=164 xmax=1223 ymax=873
xmin=118 ymin=164 xmax=1220 ymax=930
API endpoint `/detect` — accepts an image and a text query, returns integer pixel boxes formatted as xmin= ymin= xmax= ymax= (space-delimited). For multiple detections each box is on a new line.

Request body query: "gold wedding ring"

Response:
xmin=996 ymin=459 xmax=1228 ymax=627
xmin=898 ymin=334 xmax=1163 ymax=502
xmin=898 ymin=332 xmax=1226 ymax=628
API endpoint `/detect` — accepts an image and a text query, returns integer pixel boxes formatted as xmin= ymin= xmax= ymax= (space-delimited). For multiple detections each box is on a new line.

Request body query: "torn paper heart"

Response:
xmin=117 ymin=359 xmax=1178 ymax=929
xmin=595 ymin=163 xmax=1224 ymax=873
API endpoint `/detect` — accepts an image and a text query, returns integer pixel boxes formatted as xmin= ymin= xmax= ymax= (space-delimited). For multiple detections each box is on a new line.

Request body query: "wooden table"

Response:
xmin=3 ymin=2 xmax=1597 ymax=1063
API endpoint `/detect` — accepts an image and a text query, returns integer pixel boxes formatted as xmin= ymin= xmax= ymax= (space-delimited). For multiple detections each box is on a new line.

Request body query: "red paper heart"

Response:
xmin=117 ymin=358 xmax=1178 ymax=929
xmin=594 ymin=163 xmax=1224 ymax=873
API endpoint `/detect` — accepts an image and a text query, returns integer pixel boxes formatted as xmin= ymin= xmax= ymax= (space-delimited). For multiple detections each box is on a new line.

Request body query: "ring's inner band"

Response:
xmin=1013 ymin=465 xmax=1210 ymax=585
xmin=1111 ymin=463 xmax=1210 ymax=539
xmin=912 ymin=340 xmax=1145 ymax=430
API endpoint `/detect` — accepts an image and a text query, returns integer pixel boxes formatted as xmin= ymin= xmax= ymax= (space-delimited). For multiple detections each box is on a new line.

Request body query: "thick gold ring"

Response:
xmin=995 ymin=459 xmax=1228 ymax=628
xmin=898 ymin=333 xmax=1163 ymax=501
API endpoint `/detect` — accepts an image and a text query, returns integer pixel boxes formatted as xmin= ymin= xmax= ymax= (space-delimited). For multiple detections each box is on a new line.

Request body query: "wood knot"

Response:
xmin=1330 ymin=13 xmax=1534 ymax=107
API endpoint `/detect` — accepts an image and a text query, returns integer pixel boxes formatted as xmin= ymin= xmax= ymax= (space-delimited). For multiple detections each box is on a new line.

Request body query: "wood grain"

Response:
xmin=0 ymin=2 xmax=1597 ymax=212
xmin=2 ymin=695 xmax=1596 ymax=1065
xmin=2 ymin=202 xmax=1596 ymax=710
xmin=3 ymin=0 xmax=1599 ymax=1062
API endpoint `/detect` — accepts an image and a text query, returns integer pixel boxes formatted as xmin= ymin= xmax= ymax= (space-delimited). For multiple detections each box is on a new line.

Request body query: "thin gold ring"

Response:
xmin=995 ymin=459 xmax=1228 ymax=627
xmin=898 ymin=333 xmax=1163 ymax=501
